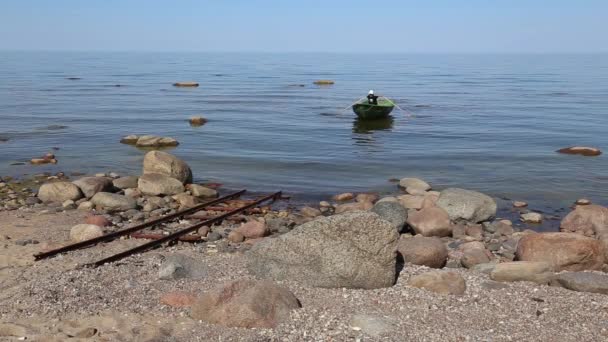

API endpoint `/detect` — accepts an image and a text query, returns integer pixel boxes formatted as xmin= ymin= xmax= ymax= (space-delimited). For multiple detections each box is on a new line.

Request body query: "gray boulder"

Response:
xmin=436 ymin=188 xmax=497 ymax=223
xmin=142 ymin=150 xmax=192 ymax=184
xmin=112 ymin=176 xmax=139 ymax=189
xmin=38 ymin=182 xmax=83 ymax=203
xmin=371 ymin=201 xmax=407 ymax=232
xmin=72 ymin=176 xmax=114 ymax=198
xmin=91 ymin=192 xmax=137 ymax=211
xmin=159 ymin=254 xmax=207 ymax=280
xmin=138 ymin=173 xmax=185 ymax=196
xmin=551 ymin=272 xmax=608 ymax=295
xmin=246 ymin=211 xmax=399 ymax=289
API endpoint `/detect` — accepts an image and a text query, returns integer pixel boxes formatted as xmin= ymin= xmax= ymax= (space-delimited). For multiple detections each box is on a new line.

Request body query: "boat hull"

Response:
xmin=352 ymin=100 xmax=395 ymax=120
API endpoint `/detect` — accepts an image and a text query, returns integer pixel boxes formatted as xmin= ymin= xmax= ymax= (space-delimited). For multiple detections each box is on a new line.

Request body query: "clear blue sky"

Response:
xmin=1 ymin=0 xmax=606 ymax=53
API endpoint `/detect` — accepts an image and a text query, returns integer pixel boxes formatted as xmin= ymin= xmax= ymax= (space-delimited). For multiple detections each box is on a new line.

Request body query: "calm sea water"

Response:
xmin=1 ymin=51 xmax=607 ymax=210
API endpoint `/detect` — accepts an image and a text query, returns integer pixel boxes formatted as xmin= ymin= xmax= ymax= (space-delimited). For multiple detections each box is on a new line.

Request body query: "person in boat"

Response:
xmin=367 ymin=90 xmax=379 ymax=105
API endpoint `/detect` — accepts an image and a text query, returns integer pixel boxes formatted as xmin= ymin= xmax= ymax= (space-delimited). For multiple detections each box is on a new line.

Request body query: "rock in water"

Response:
xmin=72 ymin=176 xmax=114 ymax=198
xmin=408 ymin=271 xmax=466 ymax=295
xmin=112 ymin=176 xmax=139 ymax=189
xmin=38 ymin=182 xmax=83 ymax=203
xmin=135 ymin=135 xmax=179 ymax=148
xmin=70 ymin=224 xmax=104 ymax=242
xmin=313 ymin=80 xmax=335 ymax=85
xmin=189 ymin=116 xmax=207 ymax=126
xmin=436 ymin=188 xmax=497 ymax=223
xmin=173 ymin=82 xmax=199 ymax=87
xmin=190 ymin=279 xmax=300 ymax=328
xmin=406 ymin=207 xmax=452 ymax=237
xmin=397 ymin=235 xmax=447 ymax=268
xmin=398 ymin=178 xmax=431 ymax=192
xmin=371 ymin=201 xmax=408 ymax=232
xmin=138 ymin=173 xmax=185 ymax=196
xmin=521 ymin=212 xmax=543 ymax=223
xmin=246 ymin=211 xmax=399 ymax=289
xmin=515 ymin=232 xmax=605 ymax=272
xmin=142 ymin=151 xmax=192 ymax=184
xmin=551 ymin=272 xmax=608 ymax=294
xmin=91 ymin=192 xmax=137 ymax=211
xmin=556 ymin=146 xmax=602 ymax=156
xmin=120 ymin=135 xmax=139 ymax=145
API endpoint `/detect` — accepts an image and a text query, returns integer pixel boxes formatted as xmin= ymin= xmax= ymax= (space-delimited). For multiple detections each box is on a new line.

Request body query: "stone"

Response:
xmin=436 ymin=188 xmax=497 ymax=223
xmin=135 ymin=135 xmax=179 ymax=147
xmin=158 ymin=254 xmax=207 ymax=280
xmin=371 ymin=201 xmax=408 ymax=232
xmin=70 ymin=224 xmax=104 ymax=242
xmin=25 ymin=197 xmax=41 ymax=205
xmin=397 ymin=235 xmax=447 ymax=268
xmin=513 ymin=201 xmax=528 ymax=208
xmin=124 ymin=188 xmax=141 ymax=198
xmin=576 ymin=198 xmax=591 ymax=205
xmin=173 ymin=82 xmax=199 ymax=87
xmin=461 ymin=248 xmax=492 ymax=268
xmin=37 ymin=182 xmax=83 ymax=203
xmin=550 ymin=272 xmax=608 ymax=295
xmin=172 ymin=193 xmax=199 ymax=209
xmin=77 ymin=201 xmax=94 ymax=210
xmin=160 ymin=291 xmax=197 ymax=308
xmin=350 ymin=314 xmax=396 ymax=338
xmin=187 ymin=184 xmax=218 ymax=198
xmin=421 ymin=193 xmax=439 ymax=208
xmin=189 ymin=116 xmax=208 ymax=126
xmin=471 ymin=263 xmax=497 ymax=274
xmin=408 ymin=271 xmax=466 ymax=295
xmin=120 ymin=135 xmax=139 ymax=144
xmin=112 ymin=176 xmax=139 ymax=189
xmin=236 ymin=219 xmax=268 ymax=239
xmin=406 ymin=207 xmax=451 ymax=237
xmin=356 ymin=193 xmax=378 ymax=203
xmin=90 ymin=192 xmax=137 ymax=211
xmin=85 ymin=215 xmax=111 ymax=227
xmin=334 ymin=201 xmax=373 ymax=214
xmin=521 ymin=212 xmax=543 ymax=223
xmin=560 ymin=205 xmax=608 ymax=238
xmin=227 ymin=231 xmax=245 ymax=243
xmin=515 ymin=232 xmax=605 ymax=272
xmin=72 ymin=177 xmax=114 ymax=198
xmin=398 ymin=195 xmax=424 ymax=210
xmin=62 ymin=199 xmax=76 ymax=209
xmin=333 ymin=192 xmax=354 ymax=201
xmin=490 ymin=261 xmax=554 ymax=284
xmin=398 ymin=178 xmax=431 ymax=192
xmin=142 ymin=151 xmax=192 ymax=184
xmin=556 ymin=146 xmax=602 ymax=156
xmin=138 ymin=173 xmax=185 ymax=196
xmin=465 ymin=224 xmax=483 ymax=239
xmin=190 ymin=279 xmax=300 ymax=328
xmin=247 ymin=212 xmax=399 ymax=289
xmin=313 ymin=80 xmax=334 ymax=85
xmin=300 ymin=206 xmax=322 ymax=218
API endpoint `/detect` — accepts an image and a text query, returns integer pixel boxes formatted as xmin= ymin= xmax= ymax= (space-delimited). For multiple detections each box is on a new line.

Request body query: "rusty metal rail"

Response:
xmin=85 ymin=191 xmax=281 ymax=268
xmin=33 ymin=189 xmax=247 ymax=261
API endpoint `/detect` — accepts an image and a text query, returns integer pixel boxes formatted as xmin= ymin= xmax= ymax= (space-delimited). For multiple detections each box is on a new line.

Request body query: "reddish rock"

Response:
xmin=421 ymin=193 xmax=439 ymax=209
xmin=557 ymin=146 xmax=602 ymax=156
xmin=397 ymin=235 xmax=447 ymax=268
xmin=160 ymin=291 xmax=197 ymax=308
xmin=84 ymin=215 xmax=111 ymax=227
xmin=465 ymin=224 xmax=483 ymax=239
xmin=190 ymin=279 xmax=300 ymax=328
xmin=236 ymin=220 xmax=268 ymax=239
xmin=398 ymin=195 xmax=424 ymax=210
xmin=406 ymin=207 xmax=451 ymax=237
xmin=515 ymin=232 xmax=605 ymax=271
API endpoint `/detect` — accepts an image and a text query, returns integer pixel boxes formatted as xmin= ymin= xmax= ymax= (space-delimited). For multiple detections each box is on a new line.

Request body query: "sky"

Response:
xmin=0 ymin=0 xmax=606 ymax=53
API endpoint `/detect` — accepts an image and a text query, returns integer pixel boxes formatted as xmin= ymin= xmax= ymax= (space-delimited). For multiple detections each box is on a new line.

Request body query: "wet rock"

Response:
xmin=371 ymin=201 xmax=408 ymax=232
xmin=187 ymin=184 xmax=218 ymax=198
xmin=406 ymin=206 xmax=451 ymax=237
xmin=550 ymin=272 xmax=608 ymax=294
xmin=85 ymin=215 xmax=111 ymax=227
xmin=333 ymin=192 xmax=354 ymax=201
xmin=142 ymin=151 xmax=192 ymax=184
xmin=158 ymin=254 xmax=207 ymax=280
xmin=120 ymin=135 xmax=139 ymax=144
xmin=247 ymin=211 xmax=399 ymax=289
xmin=73 ymin=177 xmax=114 ymax=198
xmin=135 ymin=135 xmax=179 ymax=148
xmin=436 ymin=188 xmax=497 ymax=223
xmin=490 ymin=261 xmax=554 ymax=284
xmin=397 ymin=235 xmax=447 ymax=268
xmin=521 ymin=212 xmax=543 ymax=223
xmin=237 ymin=219 xmax=268 ymax=239
xmin=70 ymin=224 xmax=104 ymax=242
xmin=138 ymin=173 xmax=185 ymax=196
xmin=350 ymin=314 xmax=396 ymax=338
xmin=556 ymin=146 xmax=602 ymax=156
xmin=516 ymin=233 xmax=605 ymax=271
xmin=191 ymin=279 xmax=300 ymax=328
xmin=160 ymin=291 xmax=198 ymax=308
xmin=399 ymin=178 xmax=431 ymax=192
xmin=112 ymin=176 xmax=139 ymax=189
xmin=408 ymin=271 xmax=466 ymax=295
xmin=173 ymin=82 xmax=199 ymax=87
xmin=91 ymin=192 xmax=137 ymax=211
xmin=38 ymin=182 xmax=83 ymax=203
xmin=398 ymin=195 xmax=424 ymax=210
xmin=189 ymin=116 xmax=208 ymax=126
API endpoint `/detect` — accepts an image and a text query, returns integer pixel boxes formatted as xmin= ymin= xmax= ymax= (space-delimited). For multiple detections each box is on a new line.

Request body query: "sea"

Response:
xmin=1 ymin=51 xmax=607 ymax=215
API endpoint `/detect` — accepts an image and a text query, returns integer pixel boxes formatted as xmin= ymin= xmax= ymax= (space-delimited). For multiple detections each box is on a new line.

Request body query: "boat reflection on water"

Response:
xmin=352 ymin=116 xmax=394 ymax=134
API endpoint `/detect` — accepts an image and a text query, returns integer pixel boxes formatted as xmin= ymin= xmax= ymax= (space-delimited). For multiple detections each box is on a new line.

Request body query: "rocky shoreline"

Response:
xmin=1 ymin=151 xmax=608 ymax=341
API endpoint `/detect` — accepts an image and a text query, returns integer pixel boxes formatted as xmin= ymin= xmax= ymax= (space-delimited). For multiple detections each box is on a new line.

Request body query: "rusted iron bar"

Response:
xmin=33 ymin=190 xmax=246 ymax=261
xmin=184 ymin=214 xmax=245 ymax=222
xmin=130 ymin=233 xmax=204 ymax=242
xmin=203 ymin=206 xmax=263 ymax=213
xmin=86 ymin=191 xmax=281 ymax=268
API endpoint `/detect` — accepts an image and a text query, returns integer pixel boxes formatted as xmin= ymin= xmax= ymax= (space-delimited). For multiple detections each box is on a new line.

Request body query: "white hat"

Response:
xmin=368 ymin=90 xmax=374 ymax=95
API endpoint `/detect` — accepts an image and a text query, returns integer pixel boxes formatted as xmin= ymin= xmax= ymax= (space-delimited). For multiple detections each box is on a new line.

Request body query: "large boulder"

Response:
xmin=560 ymin=205 xmax=608 ymax=238
xmin=397 ymin=235 xmax=447 ymax=268
xmin=436 ymin=188 xmax=497 ymax=223
xmin=406 ymin=207 xmax=451 ymax=237
xmin=190 ymin=279 xmax=300 ymax=328
xmin=246 ymin=211 xmax=399 ymax=289
xmin=408 ymin=271 xmax=466 ymax=295
xmin=515 ymin=233 xmax=605 ymax=272
xmin=142 ymin=151 xmax=192 ymax=184
xmin=138 ymin=173 xmax=185 ymax=196
xmin=550 ymin=272 xmax=608 ymax=294
xmin=490 ymin=261 xmax=554 ymax=284
xmin=91 ymin=192 xmax=137 ymax=211
xmin=371 ymin=201 xmax=408 ymax=232
xmin=38 ymin=182 xmax=83 ymax=203
xmin=72 ymin=177 xmax=114 ymax=198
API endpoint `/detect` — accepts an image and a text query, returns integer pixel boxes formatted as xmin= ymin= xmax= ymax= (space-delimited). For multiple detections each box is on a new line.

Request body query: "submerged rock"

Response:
xmin=436 ymin=188 xmax=497 ymax=223
xmin=136 ymin=135 xmax=179 ymax=148
xmin=556 ymin=146 xmax=602 ymax=156
xmin=173 ymin=82 xmax=199 ymax=87
xmin=313 ymin=80 xmax=334 ymax=85
xmin=189 ymin=116 xmax=208 ymax=126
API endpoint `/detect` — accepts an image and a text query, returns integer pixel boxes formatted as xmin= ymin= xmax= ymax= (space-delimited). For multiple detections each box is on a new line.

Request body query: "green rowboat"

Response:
xmin=352 ymin=98 xmax=395 ymax=120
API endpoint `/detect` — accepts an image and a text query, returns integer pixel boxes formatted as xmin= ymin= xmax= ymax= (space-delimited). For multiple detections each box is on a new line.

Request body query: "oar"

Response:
xmin=339 ymin=96 xmax=367 ymax=114
xmin=380 ymin=96 xmax=414 ymax=118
